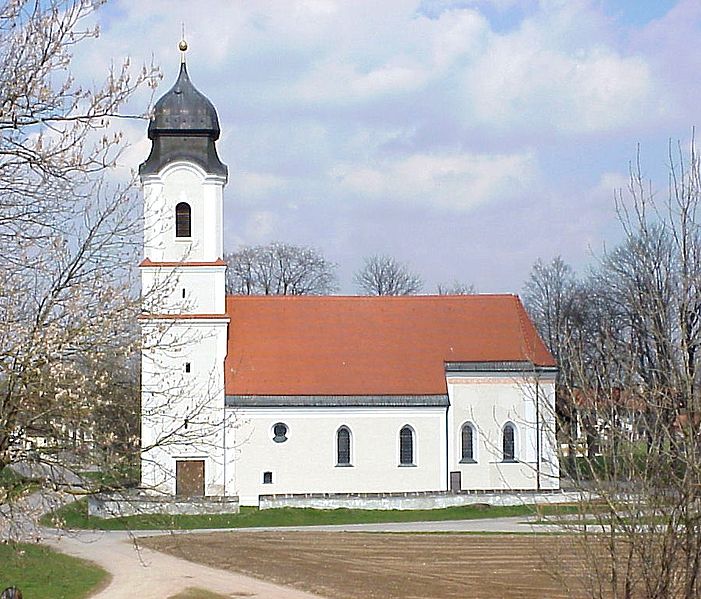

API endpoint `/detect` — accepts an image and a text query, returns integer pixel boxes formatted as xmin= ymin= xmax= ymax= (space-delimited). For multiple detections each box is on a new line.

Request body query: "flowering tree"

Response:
xmin=0 ymin=0 xmax=158 ymax=522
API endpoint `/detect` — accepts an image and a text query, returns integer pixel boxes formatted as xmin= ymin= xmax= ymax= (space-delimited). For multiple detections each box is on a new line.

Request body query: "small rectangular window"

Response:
xmin=185 ymin=362 xmax=191 ymax=373
xmin=263 ymin=471 xmax=273 ymax=484
xmin=182 ymin=288 xmax=186 ymax=298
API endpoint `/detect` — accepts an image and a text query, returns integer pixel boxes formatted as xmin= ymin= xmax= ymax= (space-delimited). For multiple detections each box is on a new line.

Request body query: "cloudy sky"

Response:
xmin=77 ymin=0 xmax=701 ymax=294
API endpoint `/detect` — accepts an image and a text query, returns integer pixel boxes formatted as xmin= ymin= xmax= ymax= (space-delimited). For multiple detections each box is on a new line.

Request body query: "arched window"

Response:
xmin=175 ymin=202 xmax=191 ymax=237
xmin=461 ymin=423 xmax=476 ymax=463
xmin=399 ymin=426 xmax=414 ymax=465
xmin=503 ymin=423 xmax=516 ymax=462
xmin=337 ymin=426 xmax=351 ymax=466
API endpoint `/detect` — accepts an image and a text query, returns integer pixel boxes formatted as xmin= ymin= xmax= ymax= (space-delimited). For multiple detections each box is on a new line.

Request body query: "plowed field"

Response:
xmin=143 ymin=532 xmax=595 ymax=598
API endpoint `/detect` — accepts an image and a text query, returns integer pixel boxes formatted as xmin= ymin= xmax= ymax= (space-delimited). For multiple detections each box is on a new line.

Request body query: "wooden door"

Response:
xmin=176 ymin=460 xmax=205 ymax=496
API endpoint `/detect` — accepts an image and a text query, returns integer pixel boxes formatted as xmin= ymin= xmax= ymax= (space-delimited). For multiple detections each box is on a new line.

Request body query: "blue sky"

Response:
xmin=81 ymin=0 xmax=701 ymax=293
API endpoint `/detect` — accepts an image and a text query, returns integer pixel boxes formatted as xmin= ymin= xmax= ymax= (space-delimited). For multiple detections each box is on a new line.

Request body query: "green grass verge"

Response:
xmin=0 ymin=543 xmax=109 ymax=599
xmin=42 ymin=499 xmax=583 ymax=531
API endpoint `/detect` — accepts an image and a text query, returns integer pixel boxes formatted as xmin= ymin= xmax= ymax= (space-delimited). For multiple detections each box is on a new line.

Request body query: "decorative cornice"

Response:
xmin=139 ymin=313 xmax=229 ymax=321
xmin=225 ymin=395 xmax=450 ymax=408
xmin=140 ymin=258 xmax=227 ymax=268
xmin=445 ymin=361 xmax=558 ymax=374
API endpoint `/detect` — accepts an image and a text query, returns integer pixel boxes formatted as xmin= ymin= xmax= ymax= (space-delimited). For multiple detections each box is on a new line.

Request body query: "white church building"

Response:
xmin=139 ymin=51 xmax=559 ymax=508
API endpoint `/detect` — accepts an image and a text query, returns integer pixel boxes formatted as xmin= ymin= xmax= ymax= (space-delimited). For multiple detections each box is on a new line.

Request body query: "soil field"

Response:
xmin=142 ymin=532 xmax=595 ymax=599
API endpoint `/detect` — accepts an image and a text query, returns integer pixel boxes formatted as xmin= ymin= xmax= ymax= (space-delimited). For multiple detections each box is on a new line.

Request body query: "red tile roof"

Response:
xmin=224 ymin=294 xmax=555 ymax=396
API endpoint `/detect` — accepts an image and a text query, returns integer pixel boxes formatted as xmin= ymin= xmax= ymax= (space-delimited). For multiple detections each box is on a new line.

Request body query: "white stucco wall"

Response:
xmin=141 ymin=265 xmax=226 ymax=314
xmin=140 ymin=318 xmax=228 ymax=496
xmin=140 ymin=319 xmax=228 ymax=495
xmin=140 ymin=158 xmax=230 ymax=497
xmin=447 ymin=372 xmax=559 ymax=491
xmin=142 ymin=161 xmax=225 ymax=264
xmin=227 ymin=406 xmax=448 ymax=506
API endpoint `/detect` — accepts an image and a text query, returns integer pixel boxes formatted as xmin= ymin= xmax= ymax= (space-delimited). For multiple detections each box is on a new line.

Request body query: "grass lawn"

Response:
xmin=42 ymin=498 xmax=583 ymax=531
xmin=0 ymin=543 xmax=109 ymax=599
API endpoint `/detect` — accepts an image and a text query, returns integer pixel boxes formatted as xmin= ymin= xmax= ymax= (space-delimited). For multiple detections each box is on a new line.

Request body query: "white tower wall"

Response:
xmin=140 ymin=160 xmax=229 ymax=496
xmin=143 ymin=162 xmax=225 ymax=263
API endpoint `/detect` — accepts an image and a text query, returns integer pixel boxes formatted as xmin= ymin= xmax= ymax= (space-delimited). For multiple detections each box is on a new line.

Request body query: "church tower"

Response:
xmin=139 ymin=42 xmax=230 ymax=497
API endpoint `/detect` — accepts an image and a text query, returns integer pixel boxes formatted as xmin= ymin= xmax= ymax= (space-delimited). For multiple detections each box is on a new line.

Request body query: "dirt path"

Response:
xmin=3 ymin=487 xmax=323 ymax=597
xmin=43 ymin=529 xmax=325 ymax=599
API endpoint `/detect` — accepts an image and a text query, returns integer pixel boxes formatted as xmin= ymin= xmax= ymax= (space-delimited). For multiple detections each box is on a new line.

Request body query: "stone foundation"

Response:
xmin=259 ymin=489 xmax=585 ymax=511
xmin=87 ymin=492 xmax=240 ymax=519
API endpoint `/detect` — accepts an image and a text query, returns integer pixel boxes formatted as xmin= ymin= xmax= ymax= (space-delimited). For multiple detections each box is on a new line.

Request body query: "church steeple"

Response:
xmin=139 ymin=43 xmax=227 ymax=177
xmin=139 ymin=39 xmax=230 ymax=500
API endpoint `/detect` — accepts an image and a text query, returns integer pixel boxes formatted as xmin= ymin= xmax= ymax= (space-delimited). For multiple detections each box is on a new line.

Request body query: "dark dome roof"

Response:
xmin=140 ymin=60 xmax=227 ymax=178
xmin=148 ymin=62 xmax=220 ymax=140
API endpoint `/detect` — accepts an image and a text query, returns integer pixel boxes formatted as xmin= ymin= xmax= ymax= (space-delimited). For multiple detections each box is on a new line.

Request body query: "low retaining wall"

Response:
xmin=259 ymin=489 xmax=586 ymax=511
xmin=88 ymin=492 xmax=240 ymax=519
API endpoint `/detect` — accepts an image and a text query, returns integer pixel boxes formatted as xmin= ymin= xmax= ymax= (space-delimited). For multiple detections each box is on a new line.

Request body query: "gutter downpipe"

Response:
xmin=445 ymin=401 xmax=450 ymax=491
xmin=535 ymin=373 xmax=541 ymax=491
xmin=223 ymin=408 xmax=227 ymax=496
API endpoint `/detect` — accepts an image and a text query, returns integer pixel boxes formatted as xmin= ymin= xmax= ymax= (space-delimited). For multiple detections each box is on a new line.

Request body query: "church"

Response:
xmin=139 ymin=48 xmax=559 ymax=508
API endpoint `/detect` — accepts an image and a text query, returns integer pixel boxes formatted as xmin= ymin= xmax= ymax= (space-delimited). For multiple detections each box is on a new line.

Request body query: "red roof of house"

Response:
xmin=224 ymin=294 xmax=555 ymax=396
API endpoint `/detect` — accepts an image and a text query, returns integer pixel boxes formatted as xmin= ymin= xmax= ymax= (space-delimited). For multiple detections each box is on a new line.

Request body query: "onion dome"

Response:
xmin=139 ymin=49 xmax=227 ymax=178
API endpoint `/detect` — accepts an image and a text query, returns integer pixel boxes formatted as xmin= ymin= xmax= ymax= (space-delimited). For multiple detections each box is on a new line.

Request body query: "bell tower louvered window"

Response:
xmin=175 ymin=202 xmax=191 ymax=237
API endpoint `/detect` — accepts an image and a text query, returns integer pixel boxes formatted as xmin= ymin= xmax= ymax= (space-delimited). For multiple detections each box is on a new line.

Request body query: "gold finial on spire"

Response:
xmin=179 ymin=23 xmax=188 ymax=62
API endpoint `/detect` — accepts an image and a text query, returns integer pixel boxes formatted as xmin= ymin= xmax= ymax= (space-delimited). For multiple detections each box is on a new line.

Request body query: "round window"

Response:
xmin=273 ymin=422 xmax=288 ymax=443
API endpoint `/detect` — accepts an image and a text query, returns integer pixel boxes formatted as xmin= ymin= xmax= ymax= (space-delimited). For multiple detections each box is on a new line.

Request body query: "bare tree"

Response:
xmin=224 ymin=242 xmax=338 ymax=295
xmin=523 ymin=257 xmax=586 ymax=464
xmin=541 ymin=139 xmax=701 ymax=599
xmin=0 ymin=0 xmax=158 ymax=531
xmin=436 ymin=281 xmax=476 ymax=295
xmin=524 ymin=257 xmax=579 ymax=363
xmin=354 ymin=255 xmax=423 ymax=296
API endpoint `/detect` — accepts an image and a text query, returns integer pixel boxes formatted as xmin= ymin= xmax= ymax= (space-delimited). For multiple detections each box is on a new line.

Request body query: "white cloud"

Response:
xmin=291 ymin=59 xmax=429 ymax=103
xmin=463 ymin=13 xmax=655 ymax=133
xmin=82 ymin=0 xmax=663 ymax=138
xmin=234 ymin=171 xmax=288 ymax=199
xmin=429 ymin=9 xmax=490 ymax=70
xmin=245 ymin=210 xmax=276 ymax=242
xmin=332 ymin=150 xmax=538 ymax=211
xmin=598 ymin=171 xmax=629 ymax=195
